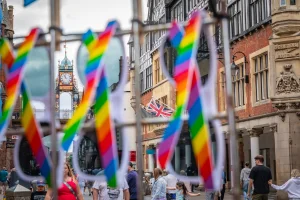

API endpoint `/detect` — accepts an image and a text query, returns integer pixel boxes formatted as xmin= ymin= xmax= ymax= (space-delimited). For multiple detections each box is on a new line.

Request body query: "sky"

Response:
xmin=10 ymin=0 xmax=148 ymax=109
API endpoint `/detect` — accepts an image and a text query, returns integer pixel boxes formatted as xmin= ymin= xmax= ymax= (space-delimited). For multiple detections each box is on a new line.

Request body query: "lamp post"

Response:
xmin=231 ymin=51 xmax=249 ymax=83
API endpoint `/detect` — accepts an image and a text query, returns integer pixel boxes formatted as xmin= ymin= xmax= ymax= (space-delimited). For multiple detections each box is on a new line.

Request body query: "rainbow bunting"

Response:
xmin=61 ymin=21 xmax=119 ymax=187
xmin=158 ymin=11 xmax=215 ymax=189
xmin=0 ymin=29 xmax=52 ymax=186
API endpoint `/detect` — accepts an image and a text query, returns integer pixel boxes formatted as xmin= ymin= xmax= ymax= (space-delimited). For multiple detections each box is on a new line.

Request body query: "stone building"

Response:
xmin=128 ymin=0 xmax=299 ymax=199
xmin=217 ymin=0 xmax=300 ymax=199
xmin=0 ymin=0 xmax=15 ymax=170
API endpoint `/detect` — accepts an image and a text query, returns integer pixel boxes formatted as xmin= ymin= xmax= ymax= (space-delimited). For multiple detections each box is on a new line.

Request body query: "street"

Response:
xmin=0 ymin=191 xmax=277 ymax=200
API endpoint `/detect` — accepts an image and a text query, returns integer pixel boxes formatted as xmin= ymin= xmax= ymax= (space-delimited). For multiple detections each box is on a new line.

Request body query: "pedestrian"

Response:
xmin=0 ymin=167 xmax=8 ymax=195
xmin=151 ymin=168 xmax=167 ymax=200
xmin=77 ymin=174 xmax=86 ymax=194
xmin=179 ymin=170 xmax=191 ymax=192
xmin=144 ymin=173 xmax=152 ymax=195
xmin=219 ymin=169 xmax=226 ymax=200
xmin=127 ymin=162 xmax=138 ymax=200
xmin=205 ymin=189 xmax=216 ymax=200
xmin=164 ymin=170 xmax=177 ymax=200
xmin=240 ymin=162 xmax=251 ymax=200
xmin=186 ymin=163 xmax=196 ymax=192
xmin=167 ymin=181 xmax=200 ymax=200
xmin=92 ymin=170 xmax=130 ymax=200
xmin=8 ymin=167 xmax=19 ymax=188
xmin=31 ymin=180 xmax=47 ymax=200
xmin=45 ymin=163 xmax=84 ymax=200
xmin=269 ymin=169 xmax=300 ymax=199
xmin=247 ymin=155 xmax=272 ymax=200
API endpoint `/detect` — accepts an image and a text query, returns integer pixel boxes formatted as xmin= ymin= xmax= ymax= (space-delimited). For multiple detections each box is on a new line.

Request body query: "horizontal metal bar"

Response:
xmin=13 ymin=18 xmax=217 ymax=44
xmin=5 ymin=112 xmax=227 ymax=136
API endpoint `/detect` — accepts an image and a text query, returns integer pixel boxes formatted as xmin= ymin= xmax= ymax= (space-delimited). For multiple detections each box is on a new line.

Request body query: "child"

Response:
xmin=167 ymin=181 xmax=200 ymax=200
xmin=31 ymin=180 xmax=47 ymax=200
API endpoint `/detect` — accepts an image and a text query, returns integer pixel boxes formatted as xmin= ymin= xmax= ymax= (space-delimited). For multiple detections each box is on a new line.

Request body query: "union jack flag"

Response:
xmin=146 ymin=98 xmax=174 ymax=118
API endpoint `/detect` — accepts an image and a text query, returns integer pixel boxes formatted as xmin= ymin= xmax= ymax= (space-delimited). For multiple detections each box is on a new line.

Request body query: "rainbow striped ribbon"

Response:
xmin=94 ymin=68 xmax=118 ymax=187
xmin=158 ymin=11 xmax=214 ymax=189
xmin=61 ymin=21 xmax=119 ymax=187
xmin=0 ymin=29 xmax=52 ymax=186
xmin=61 ymin=21 xmax=117 ymax=151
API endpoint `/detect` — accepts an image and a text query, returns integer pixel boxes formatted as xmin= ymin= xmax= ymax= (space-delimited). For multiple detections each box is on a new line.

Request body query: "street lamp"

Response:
xmin=231 ymin=51 xmax=249 ymax=83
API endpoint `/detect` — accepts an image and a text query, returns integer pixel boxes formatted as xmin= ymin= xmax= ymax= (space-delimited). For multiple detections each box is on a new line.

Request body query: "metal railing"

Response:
xmin=8 ymin=1 xmax=239 ymax=199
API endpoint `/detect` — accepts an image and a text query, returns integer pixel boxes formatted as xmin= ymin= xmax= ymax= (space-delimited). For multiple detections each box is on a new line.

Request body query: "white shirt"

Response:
xmin=93 ymin=177 xmax=129 ymax=200
xmin=164 ymin=174 xmax=177 ymax=194
xmin=271 ymin=177 xmax=300 ymax=198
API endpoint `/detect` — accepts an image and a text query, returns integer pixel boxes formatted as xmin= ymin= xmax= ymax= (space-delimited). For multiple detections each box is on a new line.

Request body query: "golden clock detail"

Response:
xmin=60 ymin=73 xmax=72 ymax=85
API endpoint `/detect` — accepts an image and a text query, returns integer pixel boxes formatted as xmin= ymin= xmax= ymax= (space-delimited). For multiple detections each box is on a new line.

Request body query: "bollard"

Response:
xmin=5 ymin=184 xmax=31 ymax=200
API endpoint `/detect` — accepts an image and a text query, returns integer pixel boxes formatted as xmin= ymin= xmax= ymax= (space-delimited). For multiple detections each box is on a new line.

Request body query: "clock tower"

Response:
xmin=55 ymin=44 xmax=80 ymax=118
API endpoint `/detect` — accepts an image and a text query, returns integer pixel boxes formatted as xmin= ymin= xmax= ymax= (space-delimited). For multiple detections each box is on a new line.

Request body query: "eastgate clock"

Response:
xmin=61 ymin=73 xmax=72 ymax=84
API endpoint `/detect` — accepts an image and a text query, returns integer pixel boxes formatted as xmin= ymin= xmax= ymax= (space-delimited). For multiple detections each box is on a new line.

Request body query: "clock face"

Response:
xmin=60 ymin=73 xmax=72 ymax=85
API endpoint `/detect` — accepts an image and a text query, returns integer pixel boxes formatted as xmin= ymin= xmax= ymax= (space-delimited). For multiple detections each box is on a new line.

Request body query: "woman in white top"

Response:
xmin=269 ymin=169 xmax=300 ymax=199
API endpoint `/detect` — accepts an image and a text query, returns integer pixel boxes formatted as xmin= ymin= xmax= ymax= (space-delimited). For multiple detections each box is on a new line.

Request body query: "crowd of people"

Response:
xmin=0 ymin=155 xmax=300 ymax=199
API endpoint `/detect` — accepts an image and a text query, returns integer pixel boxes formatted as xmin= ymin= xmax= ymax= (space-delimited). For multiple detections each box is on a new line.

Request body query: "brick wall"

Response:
xmin=218 ymin=24 xmax=277 ymax=120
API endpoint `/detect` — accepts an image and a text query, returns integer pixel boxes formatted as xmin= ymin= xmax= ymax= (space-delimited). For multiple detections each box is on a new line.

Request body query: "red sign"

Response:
xmin=130 ymin=151 xmax=136 ymax=162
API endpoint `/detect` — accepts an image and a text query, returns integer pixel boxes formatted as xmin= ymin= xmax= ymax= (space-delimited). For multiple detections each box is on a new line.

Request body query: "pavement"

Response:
xmin=0 ymin=190 xmax=277 ymax=200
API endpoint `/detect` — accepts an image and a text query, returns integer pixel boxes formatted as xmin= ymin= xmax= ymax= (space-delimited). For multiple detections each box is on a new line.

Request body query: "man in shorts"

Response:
xmin=0 ymin=167 xmax=8 ymax=194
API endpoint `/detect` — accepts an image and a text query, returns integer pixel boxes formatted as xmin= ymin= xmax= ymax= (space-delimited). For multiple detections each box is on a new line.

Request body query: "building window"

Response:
xmin=146 ymin=34 xmax=150 ymax=51
xmin=161 ymin=95 xmax=167 ymax=105
xmin=146 ymin=66 xmax=153 ymax=89
xmin=140 ymin=71 xmax=144 ymax=92
xmin=131 ymin=46 xmax=135 ymax=63
xmin=280 ymin=0 xmax=286 ymax=6
xmin=228 ymin=0 xmax=242 ymax=38
xmin=155 ymin=59 xmax=161 ymax=84
xmin=172 ymin=2 xmax=183 ymax=21
xmin=232 ymin=64 xmax=245 ymax=107
xmin=250 ymin=0 xmax=271 ymax=27
xmin=290 ymin=0 xmax=296 ymax=5
xmin=254 ymin=53 xmax=269 ymax=102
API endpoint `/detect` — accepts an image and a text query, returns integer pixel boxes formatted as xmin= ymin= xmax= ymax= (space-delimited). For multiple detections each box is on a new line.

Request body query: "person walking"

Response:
xmin=0 ymin=167 xmax=8 ymax=195
xmin=240 ymin=162 xmax=251 ymax=200
xmin=77 ymin=174 xmax=86 ymax=194
xmin=8 ymin=168 xmax=19 ymax=188
xmin=167 ymin=181 xmax=200 ymax=200
xmin=247 ymin=155 xmax=272 ymax=200
xmin=127 ymin=162 xmax=138 ymax=200
xmin=92 ymin=170 xmax=129 ymax=200
xmin=219 ymin=169 xmax=226 ymax=200
xmin=186 ymin=163 xmax=196 ymax=192
xmin=45 ymin=163 xmax=84 ymax=200
xmin=269 ymin=169 xmax=300 ymax=199
xmin=151 ymin=168 xmax=167 ymax=200
xmin=179 ymin=170 xmax=191 ymax=193
xmin=164 ymin=171 xmax=177 ymax=200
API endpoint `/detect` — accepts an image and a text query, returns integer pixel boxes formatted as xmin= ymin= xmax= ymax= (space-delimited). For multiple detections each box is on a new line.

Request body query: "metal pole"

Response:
xmin=221 ymin=18 xmax=240 ymax=200
xmin=131 ymin=0 xmax=144 ymax=199
xmin=50 ymin=0 xmax=60 ymax=198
